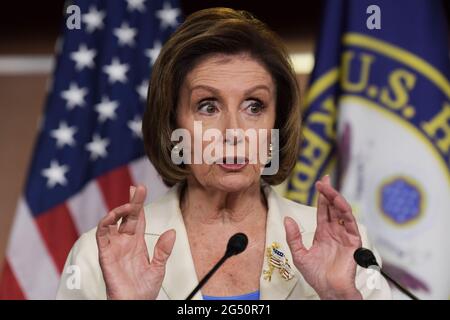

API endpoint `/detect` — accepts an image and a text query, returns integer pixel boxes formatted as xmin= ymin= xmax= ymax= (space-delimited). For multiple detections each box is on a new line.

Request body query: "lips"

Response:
xmin=216 ymin=156 xmax=248 ymax=171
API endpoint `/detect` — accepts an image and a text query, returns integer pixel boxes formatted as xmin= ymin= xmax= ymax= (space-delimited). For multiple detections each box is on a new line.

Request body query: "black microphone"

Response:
xmin=354 ymin=248 xmax=419 ymax=300
xmin=186 ymin=233 xmax=248 ymax=300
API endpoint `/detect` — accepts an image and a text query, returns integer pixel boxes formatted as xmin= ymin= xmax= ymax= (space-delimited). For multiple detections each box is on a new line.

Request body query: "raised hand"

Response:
xmin=96 ymin=185 xmax=176 ymax=300
xmin=284 ymin=176 xmax=363 ymax=299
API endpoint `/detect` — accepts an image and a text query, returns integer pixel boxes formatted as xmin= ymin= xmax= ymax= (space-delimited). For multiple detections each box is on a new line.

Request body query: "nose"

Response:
xmin=223 ymin=112 xmax=244 ymax=146
xmin=225 ymin=132 xmax=244 ymax=145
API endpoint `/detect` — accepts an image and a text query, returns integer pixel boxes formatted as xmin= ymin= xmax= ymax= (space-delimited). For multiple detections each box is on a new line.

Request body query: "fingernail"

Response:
xmin=129 ymin=185 xmax=136 ymax=199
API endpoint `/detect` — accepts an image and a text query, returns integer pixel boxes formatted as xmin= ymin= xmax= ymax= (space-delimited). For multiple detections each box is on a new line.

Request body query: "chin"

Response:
xmin=214 ymin=174 xmax=256 ymax=193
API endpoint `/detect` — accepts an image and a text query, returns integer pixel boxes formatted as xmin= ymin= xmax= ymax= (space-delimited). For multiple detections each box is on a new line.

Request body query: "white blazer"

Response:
xmin=56 ymin=182 xmax=392 ymax=300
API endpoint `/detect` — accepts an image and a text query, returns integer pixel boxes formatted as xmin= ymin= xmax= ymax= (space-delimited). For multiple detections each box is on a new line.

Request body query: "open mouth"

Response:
xmin=216 ymin=156 xmax=248 ymax=171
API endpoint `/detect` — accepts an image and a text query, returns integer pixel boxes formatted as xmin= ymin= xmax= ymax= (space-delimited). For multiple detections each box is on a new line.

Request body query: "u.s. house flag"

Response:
xmin=0 ymin=0 xmax=181 ymax=299
xmin=287 ymin=0 xmax=450 ymax=299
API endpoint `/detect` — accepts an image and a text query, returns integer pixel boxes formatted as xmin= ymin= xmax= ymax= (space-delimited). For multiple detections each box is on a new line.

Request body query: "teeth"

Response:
xmin=222 ymin=157 xmax=246 ymax=164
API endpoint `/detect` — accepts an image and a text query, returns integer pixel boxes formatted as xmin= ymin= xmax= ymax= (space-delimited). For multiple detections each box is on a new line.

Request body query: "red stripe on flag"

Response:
xmin=0 ymin=260 xmax=26 ymax=299
xmin=97 ymin=164 xmax=134 ymax=210
xmin=35 ymin=203 xmax=79 ymax=273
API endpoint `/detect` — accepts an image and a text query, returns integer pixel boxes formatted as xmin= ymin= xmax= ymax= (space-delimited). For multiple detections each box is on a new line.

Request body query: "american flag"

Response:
xmin=269 ymin=248 xmax=284 ymax=268
xmin=0 ymin=0 xmax=181 ymax=299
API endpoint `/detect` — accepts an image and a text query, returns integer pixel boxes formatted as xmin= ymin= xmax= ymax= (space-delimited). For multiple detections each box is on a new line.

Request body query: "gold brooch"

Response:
xmin=263 ymin=242 xmax=294 ymax=281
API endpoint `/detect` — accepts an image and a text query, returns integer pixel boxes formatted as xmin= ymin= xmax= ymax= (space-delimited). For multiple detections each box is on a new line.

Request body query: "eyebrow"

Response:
xmin=189 ymin=84 xmax=272 ymax=97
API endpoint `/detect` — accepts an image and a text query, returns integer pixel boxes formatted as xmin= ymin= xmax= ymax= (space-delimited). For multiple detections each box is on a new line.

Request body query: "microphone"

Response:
xmin=186 ymin=233 xmax=248 ymax=300
xmin=354 ymin=248 xmax=419 ymax=300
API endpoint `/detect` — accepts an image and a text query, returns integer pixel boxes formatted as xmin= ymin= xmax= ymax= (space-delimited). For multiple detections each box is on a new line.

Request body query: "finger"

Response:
xmin=150 ymin=229 xmax=176 ymax=273
xmin=342 ymin=218 xmax=360 ymax=237
xmin=96 ymin=226 xmax=110 ymax=249
xmin=284 ymin=217 xmax=307 ymax=260
xmin=96 ymin=203 xmax=140 ymax=247
xmin=315 ymin=182 xmax=331 ymax=224
xmin=118 ymin=185 xmax=137 ymax=233
xmin=316 ymin=182 xmax=340 ymax=222
xmin=119 ymin=185 xmax=147 ymax=234
xmin=316 ymin=182 xmax=360 ymax=237
xmin=322 ymin=174 xmax=331 ymax=185
xmin=135 ymin=205 xmax=147 ymax=235
xmin=130 ymin=184 xmax=146 ymax=206
xmin=335 ymin=203 xmax=360 ymax=237
xmin=319 ymin=183 xmax=355 ymax=223
xmin=129 ymin=185 xmax=136 ymax=202
xmin=318 ymin=176 xmax=342 ymax=218
xmin=316 ymin=181 xmax=350 ymax=214
xmin=146 ymin=229 xmax=176 ymax=292
xmin=99 ymin=203 xmax=141 ymax=231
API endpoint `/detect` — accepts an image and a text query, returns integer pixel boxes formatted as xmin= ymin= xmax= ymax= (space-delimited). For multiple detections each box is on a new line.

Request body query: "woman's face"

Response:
xmin=176 ymin=53 xmax=276 ymax=193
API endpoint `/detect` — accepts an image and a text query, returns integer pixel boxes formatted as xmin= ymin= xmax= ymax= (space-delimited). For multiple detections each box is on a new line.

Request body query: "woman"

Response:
xmin=56 ymin=8 xmax=391 ymax=300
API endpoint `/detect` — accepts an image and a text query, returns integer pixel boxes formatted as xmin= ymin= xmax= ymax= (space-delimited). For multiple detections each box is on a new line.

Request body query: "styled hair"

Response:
xmin=142 ymin=7 xmax=301 ymax=186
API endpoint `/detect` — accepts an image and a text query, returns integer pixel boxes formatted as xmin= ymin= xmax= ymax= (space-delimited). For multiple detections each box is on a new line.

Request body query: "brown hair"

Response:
xmin=142 ymin=7 xmax=301 ymax=186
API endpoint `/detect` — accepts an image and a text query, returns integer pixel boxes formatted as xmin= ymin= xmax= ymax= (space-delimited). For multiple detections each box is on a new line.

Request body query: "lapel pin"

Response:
xmin=263 ymin=242 xmax=294 ymax=281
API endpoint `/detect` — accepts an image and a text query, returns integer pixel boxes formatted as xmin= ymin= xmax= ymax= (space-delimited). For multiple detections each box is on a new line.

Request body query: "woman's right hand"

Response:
xmin=95 ymin=185 xmax=176 ymax=300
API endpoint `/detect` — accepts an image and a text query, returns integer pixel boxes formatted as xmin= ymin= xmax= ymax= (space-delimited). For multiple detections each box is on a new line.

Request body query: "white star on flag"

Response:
xmin=113 ymin=22 xmax=137 ymax=47
xmin=126 ymin=0 xmax=146 ymax=12
xmin=145 ymin=41 xmax=162 ymax=66
xmin=86 ymin=134 xmax=110 ymax=160
xmin=50 ymin=122 xmax=77 ymax=148
xmin=95 ymin=97 xmax=119 ymax=122
xmin=82 ymin=6 xmax=105 ymax=33
xmin=3 ymin=0 xmax=184 ymax=301
xmin=128 ymin=116 xmax=143 ymax=138
xmin=70 ymin=44 xmax=97 ymax=71
xmin=103 ymin=58 xmax=130 ymax=84
xmin=136 ymin=80 xmax=149 ymax=101
xmin=41 ymin=160 xmax=70 ymax=188
xmin=61 ymin=82 xmax=88 ymax=109
xmin=156 ymin=2 xmax=181 ymax=29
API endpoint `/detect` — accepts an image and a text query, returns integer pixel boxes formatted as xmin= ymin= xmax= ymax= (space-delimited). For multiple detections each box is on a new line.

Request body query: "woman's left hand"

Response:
xmin=284 ymin=175 xmax=363 ymax=300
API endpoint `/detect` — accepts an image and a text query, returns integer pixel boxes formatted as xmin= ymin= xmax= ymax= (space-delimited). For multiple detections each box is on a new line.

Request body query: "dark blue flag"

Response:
xmin=287 ymin=0 xmax=450 ymax=299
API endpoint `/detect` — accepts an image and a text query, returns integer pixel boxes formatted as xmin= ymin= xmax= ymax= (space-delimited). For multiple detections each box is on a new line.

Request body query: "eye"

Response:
xmin=244 ymin=99 xmax=265 ymax=115
xmin=197 ymin=100 xmax=219 ymax=115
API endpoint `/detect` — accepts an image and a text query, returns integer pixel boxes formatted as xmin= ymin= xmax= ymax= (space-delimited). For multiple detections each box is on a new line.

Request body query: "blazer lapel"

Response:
xmin=259 ymin=183 xmax=305 ymax=300
xmin=144 ymin=184 xmax=202 ymax=300
xmin=144 ymin=182 xmax=313 ymax=300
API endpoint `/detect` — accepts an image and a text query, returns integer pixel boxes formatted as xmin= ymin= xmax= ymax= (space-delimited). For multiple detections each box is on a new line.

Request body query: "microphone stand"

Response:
xmin=354 ymin=247 xmax=420 ymax=300
xmin=186 ymin=232 xmax=248 ymax=300
xmin=379 ymin=269 xmax=419 ymax=300
xmin=186 ymin=253 xmax=230 ymax=300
